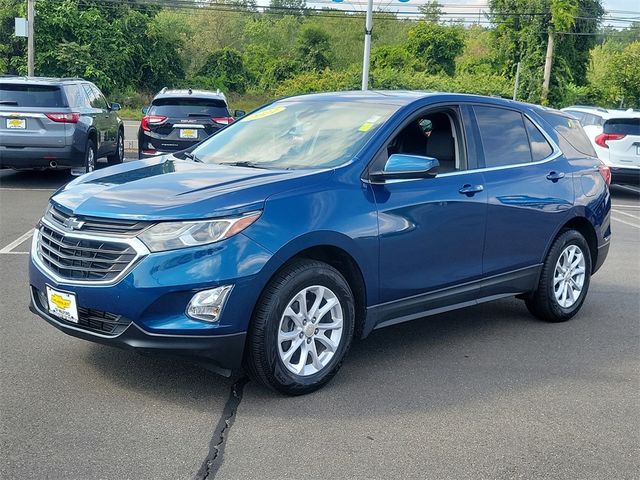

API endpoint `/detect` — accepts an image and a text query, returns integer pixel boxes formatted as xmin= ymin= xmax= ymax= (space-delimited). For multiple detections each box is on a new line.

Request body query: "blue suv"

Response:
xmin=29 ymin=92 xmax=611 ymax=395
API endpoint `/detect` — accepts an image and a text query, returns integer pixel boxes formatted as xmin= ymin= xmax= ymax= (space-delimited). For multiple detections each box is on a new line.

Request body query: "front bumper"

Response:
xmin=610 ymin=167 xmax=640 ymax=186
xmin=29 ymin=289 xmax=246 ymax=376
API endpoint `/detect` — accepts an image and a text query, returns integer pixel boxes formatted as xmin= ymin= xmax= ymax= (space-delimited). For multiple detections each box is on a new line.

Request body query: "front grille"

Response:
xmin=48 ymin=205 xmax=149 ymax=236
xmin=37 ymin=224 xmax=137 ymax=282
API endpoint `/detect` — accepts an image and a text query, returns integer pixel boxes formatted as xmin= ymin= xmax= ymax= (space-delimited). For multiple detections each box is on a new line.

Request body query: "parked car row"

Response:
xmin=1 ymin=77 xmax=241 ymax=173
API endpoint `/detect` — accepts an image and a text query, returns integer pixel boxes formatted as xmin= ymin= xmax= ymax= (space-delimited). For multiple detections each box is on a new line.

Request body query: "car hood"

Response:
xmin=52 ymin=156 xmax=329 ymax=221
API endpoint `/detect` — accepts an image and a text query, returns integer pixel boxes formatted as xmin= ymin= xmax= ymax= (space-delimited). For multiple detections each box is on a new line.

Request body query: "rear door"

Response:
xmin=0 ymin=83 xmax=69 ymax=148
xmin=144 ymin=97 xmax=231 ymax=152
xmin=603 ymin=117 xmax=640 ymax=168
xmin=472 ymin=105 xmax=574 ymax=292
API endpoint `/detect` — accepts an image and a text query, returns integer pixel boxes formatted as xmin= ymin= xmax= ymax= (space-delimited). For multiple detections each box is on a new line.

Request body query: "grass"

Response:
xmin=118 ymin=107 xmax=144 ymax=121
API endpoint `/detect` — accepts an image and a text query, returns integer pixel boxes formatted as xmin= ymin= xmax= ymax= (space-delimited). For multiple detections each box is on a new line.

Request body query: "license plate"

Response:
xmin=6 ymin=118 xmax=26 ymax=129
xmin=46 ymin=286 xmax=79 ymax=323
xmin=179 ymin=128 xmax=198 ymax=139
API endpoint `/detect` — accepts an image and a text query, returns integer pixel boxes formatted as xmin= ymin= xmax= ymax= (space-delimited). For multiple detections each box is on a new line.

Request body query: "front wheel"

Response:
xmin=245 ymin=259 xmax=355 ymax=395
xmin=107 ymin=131 xmax=124 ymax=165
xmin=84 ymin=139 xmax=97 ymax=173
xmin=525 ymin=229 xmax=592 ymax=322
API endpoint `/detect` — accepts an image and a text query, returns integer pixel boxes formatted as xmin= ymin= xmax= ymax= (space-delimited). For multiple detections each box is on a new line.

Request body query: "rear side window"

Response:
xmin=63 ymin=84 xmax=88 ymax=108
xmin=0 ymin=84 xmax=67 ymax=108
xmin=540 ymin=112 xmax=596 ymax=157
xmin=604 ymin=118 xmax=640 ymax=136
xmin=524 ymin=117 xmax=553 ymax=161
xmin=149 ymin=98 xmax=230 ymax=118
xmin=473 ymin=106 xmax=531 ymax=167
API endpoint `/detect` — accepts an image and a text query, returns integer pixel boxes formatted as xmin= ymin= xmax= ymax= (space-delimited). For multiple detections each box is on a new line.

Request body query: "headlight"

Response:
xmin=138 ymin=212 xmax=261 ymax=252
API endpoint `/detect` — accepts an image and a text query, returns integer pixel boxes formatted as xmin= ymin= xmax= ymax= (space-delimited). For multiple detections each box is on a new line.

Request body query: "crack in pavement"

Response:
xmin=194 ymin=376 xmax=249 ymax=480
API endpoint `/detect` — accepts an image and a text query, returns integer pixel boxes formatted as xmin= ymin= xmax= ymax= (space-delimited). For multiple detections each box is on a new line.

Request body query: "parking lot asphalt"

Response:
xmin=0 ymin=165 xmax=638 ymax=480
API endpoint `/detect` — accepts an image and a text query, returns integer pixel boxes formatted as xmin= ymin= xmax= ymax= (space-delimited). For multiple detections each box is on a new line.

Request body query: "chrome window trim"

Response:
xmin=31 ymin=217 xmax=150 ymax=287
xmin=173 ymin=123 xmax=205 ymax=129
xmin=0 ymin=112 xmax=47 ymax=118
xmin=364 ymin=110 xmax=562 ymax=184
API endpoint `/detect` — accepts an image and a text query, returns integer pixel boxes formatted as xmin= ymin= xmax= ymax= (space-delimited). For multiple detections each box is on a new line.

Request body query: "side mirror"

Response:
xmin=370 ymin=154 xmax=439 ymax=182
xmin=110 ymin=102 xmax=121 ymax=111
xmin=234 ymin=109 xmax=246 ymax=118
xmin=141 ymin=106 xmax=149 ymax=115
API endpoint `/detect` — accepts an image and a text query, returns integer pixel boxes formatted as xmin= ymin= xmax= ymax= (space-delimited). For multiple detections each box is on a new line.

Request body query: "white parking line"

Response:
xmin=612 ymin=209 xmax=640 ymax=220
xmin=614 ymin=185 xmax=640 ymax=195
xmin=0 ymin=187 xmax=55 ymax=192
xmin=611 ymin=216 xmax=640 ymax=229
xmin=0 ymin=229 xmax=34 ymax=254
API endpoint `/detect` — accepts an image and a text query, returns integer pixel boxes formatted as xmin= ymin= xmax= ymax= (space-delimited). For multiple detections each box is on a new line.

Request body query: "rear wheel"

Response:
xmin=245 ymin=259 xmax=355 ymax=395
xmin=84 ymin=139 xmax=97 ymax=173
xmin=107 ymin=131 xmax=124 ymax=165
xmin=525 ymin=229 xmax=592 ymax=322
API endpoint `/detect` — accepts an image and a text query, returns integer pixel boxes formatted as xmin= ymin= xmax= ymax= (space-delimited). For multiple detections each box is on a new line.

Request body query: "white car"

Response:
xmin=561 ymin=106 xmax=640 ymax=185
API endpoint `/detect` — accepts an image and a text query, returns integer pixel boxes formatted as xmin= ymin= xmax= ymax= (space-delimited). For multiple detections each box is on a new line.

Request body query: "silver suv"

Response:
xmin=0 ymin=77 xmax=124 ymax=175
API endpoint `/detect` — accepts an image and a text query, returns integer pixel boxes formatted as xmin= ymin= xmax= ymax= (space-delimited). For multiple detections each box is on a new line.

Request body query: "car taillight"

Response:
xmin=140 ymin=115 xmax=167 ymax=131
xmin=594 ymin=133 xmax=625 ymax=148
xmin=46 ymin=112 xmax=80 ymax=123
xmin=212 ymin=116 xmax=234 ymax=125
xmin=598 ymin=163 xmax=611 ymax=185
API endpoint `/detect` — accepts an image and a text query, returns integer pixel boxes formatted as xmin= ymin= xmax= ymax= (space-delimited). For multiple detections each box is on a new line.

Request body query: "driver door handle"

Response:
xmin=546 ymin=171 xmax=565 ymax=182
xmin=459 ymin=184 xmax=484 ymax=196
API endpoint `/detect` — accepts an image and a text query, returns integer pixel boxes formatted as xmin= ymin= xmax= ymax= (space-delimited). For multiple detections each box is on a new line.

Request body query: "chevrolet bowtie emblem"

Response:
xmin=63 ymin=217 xmax=85 ymax=231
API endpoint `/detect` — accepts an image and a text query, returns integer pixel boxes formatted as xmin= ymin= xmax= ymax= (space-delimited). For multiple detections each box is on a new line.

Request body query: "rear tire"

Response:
xmin=245 ymin=259 xmax=355 ymax=395
xmin=84 ymin=139 xmax=97 ymax=173
xmin=107 ymin=131 xmax=124 ymax=165
xmin=525 ymin=229 xmax=592 ymax=322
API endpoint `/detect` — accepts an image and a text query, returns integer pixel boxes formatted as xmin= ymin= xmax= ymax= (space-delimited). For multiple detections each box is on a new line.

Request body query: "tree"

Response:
xmin=296 ymin=25 xmax=331 ymax=72
xmin=269 ymin=0 xmax=307 ymax=16
xmin=419 ymin=0 xmax=442 ymax=23
xmin=197 ymin=48 xmax=250 ymax=93
xmin=611 ymin=41 xmax=640 ymax=108
xmin=406 ymin=22 xmax=464 ymax=76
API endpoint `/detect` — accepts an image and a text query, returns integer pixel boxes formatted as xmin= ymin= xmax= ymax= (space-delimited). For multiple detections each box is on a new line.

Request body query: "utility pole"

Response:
xmin=361 ymin=0 xmax=374 ymax=90
xmin=513 ymin=61 xmax=521 ymax=101
xmin=541 ymin=31 xmax=554 ymax=105
xmin=27 ymin=0 xmax=34 ymax=76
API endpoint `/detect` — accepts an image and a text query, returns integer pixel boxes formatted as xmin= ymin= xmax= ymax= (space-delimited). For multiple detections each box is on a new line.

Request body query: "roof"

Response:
xmin=153 ymin=88 xmax=227 ymax=102
xmin=0 ymin=76 xmax=86 ymax=85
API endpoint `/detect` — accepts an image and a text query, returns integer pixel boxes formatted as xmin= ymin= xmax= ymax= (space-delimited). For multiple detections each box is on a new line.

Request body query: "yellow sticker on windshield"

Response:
xmin=358 ymin=115 xmax=381 ymax=132
xmin=244 ymin=106 xmax=286 ymax=121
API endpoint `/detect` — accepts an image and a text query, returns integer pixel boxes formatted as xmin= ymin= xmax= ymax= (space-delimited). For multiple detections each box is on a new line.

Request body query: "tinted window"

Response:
xmin=604 ymin=118 xmax=640 ymax=136
xmin=0 ymin=84 xmax=66 ymax=107
xmin=149 ymin=98 xmax=230 ymax=118
xmin=63 ymin=84 xmax=88 ymax=108
xmin=474 ymin=106 xmax=531 ymax=167
xmin=90 ymin=85 xmax=109 ymax=109
xmin=524 ymin=117 xmax=553 ymax=161
xmin=541 ymin=112 xmax=596 ymax=157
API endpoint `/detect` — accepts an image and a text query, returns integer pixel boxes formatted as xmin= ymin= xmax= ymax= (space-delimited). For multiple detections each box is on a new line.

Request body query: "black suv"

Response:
xmin=0 ymin=77 xmax=124 ymax=174
xmin=138 ymin=88 xmax=244 ymax=158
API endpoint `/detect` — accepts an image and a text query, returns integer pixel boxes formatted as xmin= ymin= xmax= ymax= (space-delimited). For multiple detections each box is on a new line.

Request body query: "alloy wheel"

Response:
xmin=277 ymin=285 xmax=344 ymax=376
xmin=553 ymin=244 xmax=586 ymax=308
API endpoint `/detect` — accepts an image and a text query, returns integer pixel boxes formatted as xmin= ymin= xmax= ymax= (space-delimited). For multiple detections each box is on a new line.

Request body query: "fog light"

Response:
xmin=186 ymin=285 xmax=233 ymax=322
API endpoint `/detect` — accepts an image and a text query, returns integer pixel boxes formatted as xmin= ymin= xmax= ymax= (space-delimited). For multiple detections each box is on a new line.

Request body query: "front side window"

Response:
xmin=474 ymin=106 xmax=531 ymax=167
xmin=192 ymin=100 xmax=399 ymax=170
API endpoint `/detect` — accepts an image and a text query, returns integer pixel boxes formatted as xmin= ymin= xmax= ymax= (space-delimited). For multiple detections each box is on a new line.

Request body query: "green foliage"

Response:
xmin=296 ymin=25 xmax=331 ymax=72
xmin=406 ymin=21 xmax=465 ymax=76
xmin=419 ymin=1 xmax=442 ymax=23
xmin=196 ymin=48 xmax=250 ymax=94
xmin=611 ymin=41 xmax=640 ymax=108
xmin=370 ymin=45 xmax=415 ymax=71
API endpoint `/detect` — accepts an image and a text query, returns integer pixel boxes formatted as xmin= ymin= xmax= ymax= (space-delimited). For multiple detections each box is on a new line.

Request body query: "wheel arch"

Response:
xmin=546 ymin=215 xmax=599 ymax=273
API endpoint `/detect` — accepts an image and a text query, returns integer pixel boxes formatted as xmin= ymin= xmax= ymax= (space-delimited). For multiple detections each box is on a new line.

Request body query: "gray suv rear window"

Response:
xmin=0 ymin=84 xmax=67 ymax=108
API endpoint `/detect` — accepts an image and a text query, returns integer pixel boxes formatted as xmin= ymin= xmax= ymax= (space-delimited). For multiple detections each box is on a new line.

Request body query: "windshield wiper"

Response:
xmin=183 ymin=152 xmax=203 ymax=163
xmin=218 ymin=161 xmax=267 ymax=169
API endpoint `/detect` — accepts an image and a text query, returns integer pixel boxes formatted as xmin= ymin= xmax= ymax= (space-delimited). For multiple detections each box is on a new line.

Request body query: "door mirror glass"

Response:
xmin=234 ymin=109 xmax=246 ymax=118
xmin=110 ymin=102 xmax=121 ymax=111
xmin=371 ymin=154 xmax=439 ymax=182
xmin=141 ymin=106 xmax=149 ymax=115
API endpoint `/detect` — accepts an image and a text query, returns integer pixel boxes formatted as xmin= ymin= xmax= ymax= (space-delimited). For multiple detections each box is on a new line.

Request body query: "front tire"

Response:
xmin=245 ymin=259 xmax=355 ymax=395
xmin=84 ymin=139 xmax=97 ymax=173
xmin=525 ymin=229 xmax=592 ymax=322
xmin=107 ymin=131 xmax=124 ymax=165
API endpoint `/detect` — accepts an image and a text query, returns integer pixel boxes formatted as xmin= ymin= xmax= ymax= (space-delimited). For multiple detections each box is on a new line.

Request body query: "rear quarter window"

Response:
xmin=540 ymin=111 xmax=597 ymax=157
xmin=604 ymin=118 xmax=640 ymax=136
xmin=149 ymin=98 xmax=230 ymax=118
xmin=0 ymin=84 xmax=67 ymax=108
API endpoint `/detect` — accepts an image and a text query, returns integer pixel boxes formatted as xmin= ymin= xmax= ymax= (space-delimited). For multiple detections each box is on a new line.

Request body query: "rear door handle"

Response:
xmin=546 ymin=171 xmax=565 ymax=182
xmin=459 ymin=184 xmax=484 ymax=196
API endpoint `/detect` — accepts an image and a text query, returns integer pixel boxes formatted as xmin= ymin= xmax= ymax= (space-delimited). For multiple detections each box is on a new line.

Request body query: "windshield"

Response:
xmin=191 ymin=100 xmax=399 ymax=169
